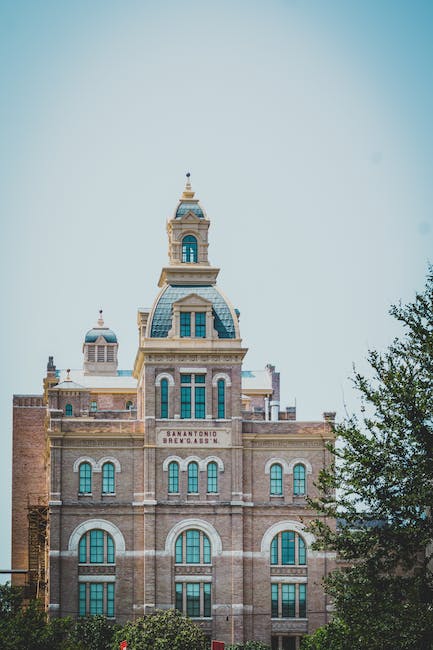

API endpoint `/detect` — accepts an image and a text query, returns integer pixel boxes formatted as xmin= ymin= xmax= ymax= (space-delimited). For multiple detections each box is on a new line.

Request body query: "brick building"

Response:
xmin=12 ymin=177 xmax=336 ymax=649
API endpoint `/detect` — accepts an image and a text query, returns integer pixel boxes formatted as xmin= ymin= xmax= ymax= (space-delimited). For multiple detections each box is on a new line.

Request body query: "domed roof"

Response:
xmin=84 ymin=311 xmax=118 ymax=343
xmin=150 ymin=285 xmax=236 ymax=339
xmin=175 ymin=201 xmax=205 ymax=219
xmin=85 ymin=328 xmax=118 ymax=343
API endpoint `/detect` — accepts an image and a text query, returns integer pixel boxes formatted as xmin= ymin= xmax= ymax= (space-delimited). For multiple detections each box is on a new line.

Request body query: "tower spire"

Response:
xmin=97 ymin=309 xmax=104 ymax=327
xmin=181 ymin=172 xmax=195 ymax=200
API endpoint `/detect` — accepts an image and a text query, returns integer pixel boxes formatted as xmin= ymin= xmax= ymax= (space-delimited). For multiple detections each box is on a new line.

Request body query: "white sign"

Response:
xmin=157 ymin=428 xmax=231 ymax=447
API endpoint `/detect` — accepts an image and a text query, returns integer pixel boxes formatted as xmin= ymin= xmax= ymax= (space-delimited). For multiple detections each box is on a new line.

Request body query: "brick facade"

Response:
xmin=11 ymin=178 xmax=336 ymax=648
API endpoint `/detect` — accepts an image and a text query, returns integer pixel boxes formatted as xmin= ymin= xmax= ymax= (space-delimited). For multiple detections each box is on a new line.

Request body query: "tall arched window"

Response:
xmin=270 ymin=463 xmax=283 ymax=495
xmin=79 ymin=462 xmax=92 ymax=494
xmin=187 ymin=461 xmax=199 ymax=493
xmin=207 ymin=461 xmax=218 ymax=493
xmin=217 ymin=379 xmax=225 ymax=418
xmin=168 ymin=461 xmax=179 ymax=493
xmin=102 ymin=462 xmax=115 ymax=494
xmin=270 ymin=531 xmax=306 ymax=566
xmin=293 ymin=463 xmax=306 ymax=496
xmin=65 ymin=403 xmax=73 ymax=417
xmin=175 ymin=530 xmax=211 ymax=564
xmin=125 ymin=400 xmax=133 ymax=410
xmin=160 ymin=378 xmax=168 ymax=418
xmin=182 ymin=235 xmax=198 ymax=263
xmin=78 ymin=529 xmax=115 ymax=618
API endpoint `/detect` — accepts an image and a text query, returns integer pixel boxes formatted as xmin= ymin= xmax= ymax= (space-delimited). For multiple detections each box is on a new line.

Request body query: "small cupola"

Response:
xmin=83 ymin=310 xmax=119 ymax=375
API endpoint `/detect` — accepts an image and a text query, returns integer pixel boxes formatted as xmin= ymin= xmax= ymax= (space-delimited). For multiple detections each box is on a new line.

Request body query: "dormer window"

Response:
xmin=195 ymin=312 xmax=206 ymax=337
xmin=180 ymin=313 xmax=191 ymax=337
xmin=182 ymin=236 xmax=198 ymax=263
xmin=168 ymin=294 xmax=216 ymax=340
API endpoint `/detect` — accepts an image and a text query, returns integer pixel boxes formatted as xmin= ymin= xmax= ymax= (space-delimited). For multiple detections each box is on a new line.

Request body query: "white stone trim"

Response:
xmin=179 ymin=367 xmax=208 ymax=373
xmin=287 ymin=458 xmax=313 ymax=474
xmin=162 ymin=455 xmax=183 ymax=472
xmin=78 ymin=575 xmax=116 ymax=582
xmin=155 ymin=372 xmax=175 ymax=387
xmin=68 ymin=519 xmax=126 ymax=553
xmin=183 ymin=456 xmax=202 ymax=471
xmin=212 ymin=373 xmax=232 ymax=387
xmin=73 ymin=457 xmax=97 ymax=473
xmin=264 ymin=458 xmax=291 ymax=475
xmin=201 ymin=456 xmax=224 ymax=472
xmin=260 ymin=520 xmax=315 ymax=554
xmin=271 ymin=577 xmax=308 ymax=584
xmin=165 ymin=518 xmax=222 ymax=556
xmin=96 ymin=457 xmax=121 ymax=473
xmin=48 ymin=604 xmax=60 ymax=610
xmin=175 ymin=575 xmax=212 ymax=582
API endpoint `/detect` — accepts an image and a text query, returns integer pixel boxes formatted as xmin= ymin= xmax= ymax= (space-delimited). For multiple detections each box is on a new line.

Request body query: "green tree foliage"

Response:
xmin=304 ymin=270 xmax=433 ymax=650
xmin=71 ymin=615 xmax=120 ymax=650
xmin=227 ymin=641 xmax=271 ymax=650
xmin=112 ymin=609 xmax=207 ymax=650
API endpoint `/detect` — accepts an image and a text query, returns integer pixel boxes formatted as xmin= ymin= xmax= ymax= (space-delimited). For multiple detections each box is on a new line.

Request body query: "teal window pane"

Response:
xmin=271 ymin=584 xmax=278 ymax=617
xmin=217 ymin=379 xmax=225 ymax=418
xmin=65 ymin=403 xmax=73 ymax=416
xmin=79 ymin=462 xmax=92 ymax=494
xmin=175 ymin=534 xmax=183 ymax=563
xmin=180 ymin=312 xmax=191 ymax=337
xmin=203 ymin=534 xmax=211 ymax=564
xmin=195 ymin=386 xmax=205 ymax=418
xmin=181 ymin=374 xmax=191 ymax=383
xmin=89 ymin=583 xmax=104 ymax=615
xmin=79 ymin=583 xmax=86 ymax=617
xmin=195 ymin=374 xmax=206 ymax=383
xmin=79 ymin=536 xmax=87 ymax=563
xmin=203 ymin=583 xmax=211 ymax=617
xmin=102 ymin=462 xmax=115 ymax=494
xmin=90 ymin=401 xmax=97 ymax=412
xmin=207 ymin=462 xmax=218 ymax=493
xmin=182 ymin=236 xmax=198 ymax=263
xmin=195 ymin=312 xmax=206 ymax=337
xmin=168 ymin=461 xmax=179 ymax=493
xmin=186 ymin=530 xmax=200 ymax=563
xmin=187 ymin=462 xmax=198 ymax=493
xmin=107 ymin=535 xmax=114 ymax=564
xmin=294 ymin=463 xmax=306 ymax=495
xmin=125 ymin=400 xmax=133 ymax=410
xmin=281 ymin=532 xmax=295 ymax=565
xmin=271 ymin=536 xmax=278 ymax=565
xmin=298 ymin=536 xmax=306 ymax=565
xmin=288 ymin=584 xmax=296 ymax=617
xmin=299 ymin=584 xmax=307 ymax=617
xmin=282 ymin=584 xmax=290 ymax=618
xmin=160 ymin=379 xmax=168 ymax=418
xmin=106 ymin=583 xmax=115 ymax=617
xmin=175 ymin=583 xmax=183 ymax=611
xmin=270 ymin=463 xmax=283 ymax=495
xmin=90 ymin=530 xmax=104 ymax=563
xmin=186 ymin=583 xmax=200 ymax=616
xmin=181 ymin=387 xmax=191 ymax=419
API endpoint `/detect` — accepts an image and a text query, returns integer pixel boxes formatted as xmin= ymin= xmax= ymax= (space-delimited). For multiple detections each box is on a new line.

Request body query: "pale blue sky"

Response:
xmin=1 ymin=1 xmax=432 ymax=576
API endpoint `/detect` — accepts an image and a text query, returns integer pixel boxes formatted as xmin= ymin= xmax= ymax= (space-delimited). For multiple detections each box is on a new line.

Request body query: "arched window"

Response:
xmin=78 ymin=529 xmax=115 ymax=617
xmin=293 ymin=463 xmax=306 ymax=496
xmin=160 ymin=378 xmax=168 ymax=418
xmin=175 ymin=530 xmax=211 ymax=564
xmin=217 ymin=379 xmax=225 ymax=418
xmin=270 ymin=531 xmax=306 ymax=566
xmin=182 ymin=235 xmax=198 ymax=263
xmin=270 ymin=463 xmax=283 ymax=495
xmin=168 ymin=461 xmax=179 ymax=493
xmin=102 ymin=462 xmax=115 ymax=494
xmin=79 ymin=462 xmax=92 ymax=494
xmin=187 ymin=461 xmax=199 ymax=493
xmin=125 ymin=400 xmax=133 ymax=411
xmin=207 ymin=461 xmax=218 ymax=493
xmin=79 ymin=529 xmax=115 ymax=564
xmin=65 ymin=403 xmax=73 ymax=417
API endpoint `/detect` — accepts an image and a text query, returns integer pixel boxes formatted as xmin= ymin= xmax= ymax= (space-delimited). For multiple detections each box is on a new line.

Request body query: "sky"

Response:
xmin=1 ymin=0 xmax=432 ymax=577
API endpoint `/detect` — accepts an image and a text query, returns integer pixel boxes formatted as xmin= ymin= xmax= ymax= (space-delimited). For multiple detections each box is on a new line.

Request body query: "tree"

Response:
xmin=112 ymin=609 xmax=207 ymax=650
xmin=303 ymin=269 xmax=433 ymax=650
xmin=71 ymin=615 xmax=120 ymax=650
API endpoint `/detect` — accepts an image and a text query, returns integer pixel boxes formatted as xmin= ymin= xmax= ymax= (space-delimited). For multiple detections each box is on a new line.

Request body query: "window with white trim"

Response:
xmin=181 ymin=374 xmax=206 ymax=419
xmin=270 ymin=531 xmax=306 ymax=566
xmin=271 ymin=583 xmax=307 ymax=618
xmin=79 ymin=582 xmax=115 ymax=617
xmin=175 ymin=530 xmax=211 ymax=564
xmin=175 ymin=582 xmax=211 ymax=618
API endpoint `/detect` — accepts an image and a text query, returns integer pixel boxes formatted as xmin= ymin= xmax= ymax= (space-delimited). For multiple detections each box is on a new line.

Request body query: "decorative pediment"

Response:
xmin=172 ymin=293 xmax=213 ymax=309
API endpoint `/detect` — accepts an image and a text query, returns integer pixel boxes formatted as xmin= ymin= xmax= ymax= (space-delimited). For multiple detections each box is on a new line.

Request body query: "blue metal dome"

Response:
xmin=150 ymin=285 xmax=236 ymax=338
xmin=175 ymin=202 xmax=205 ymax=219
xmin=84 ymin=328 xmax=118 ymax=343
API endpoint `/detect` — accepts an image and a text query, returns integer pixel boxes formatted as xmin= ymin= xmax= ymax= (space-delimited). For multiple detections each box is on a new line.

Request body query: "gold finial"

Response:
xmin=181 ymin=172 xmax=195 ymax=199
xmin=97 ymin=309 xmax=104 ymax=327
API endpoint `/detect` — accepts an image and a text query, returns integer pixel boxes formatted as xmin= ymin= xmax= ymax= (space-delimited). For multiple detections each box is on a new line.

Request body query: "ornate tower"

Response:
xmin=83 ymin=311 xmax=119 ymax=375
